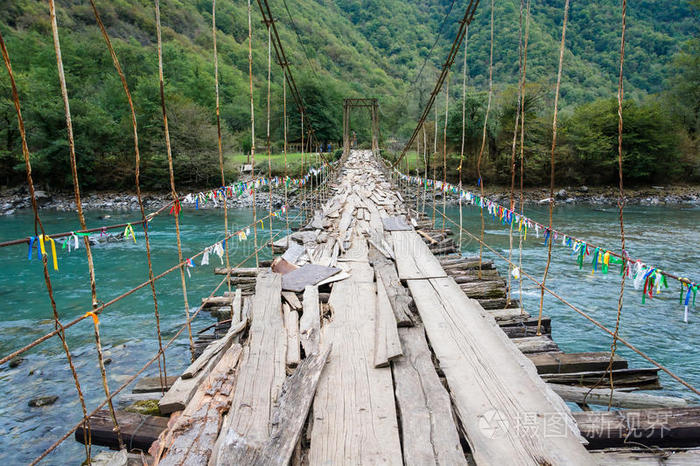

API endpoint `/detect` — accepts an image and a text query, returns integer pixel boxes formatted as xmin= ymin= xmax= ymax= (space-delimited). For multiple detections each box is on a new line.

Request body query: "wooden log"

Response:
xmin=478 ymin=297 xmax=520 ymax=310
xmin=451 ymin=270 xmax=501 ymax=283
xmin=254 ymin=348 xmax=332 ymax=466
xmin=214 ymin=271 xmax=286 ymax=465
xmin=574 ymin=407 xmax=700 ymax=449
xmin=282 ymin=291 xmax=302 ymax=310
xmin=370 ymin=255 xmax=414 ymax=327
xmin=440 ymin=259 xmax=494 ymax=270
xmin=158 ymin=345 xmax=243 ymax=465
xmin=512 ymin=335 xmax=561 ymax=354
xmin=527 ymin=352 xmax=628 ymax=374
xmin=75 ymin=409 xmax=167 ymax=451
xmin=373 ymin=276 xmax=403 ymax=368
xmin=459 ymin=280 xmax=506 ymax=299
xmin=501 ymin=325 xmax=550 ymax=338
xmin=591 ymin=447 xmax=700 ymax=464
xmin=181 ymin=319 xmax=246 ymax=379
xmin=392 ymin=325 xmax=466 ymax=465
xmin=309 ymin=261 xmax=402 ymax=465
xmin=300 ymin=285 xmax=320 ymax=356
xmin=132 ymin=375 xmax=178 ymax=394
xmin=550 ymin=384 xmax=689 ymax=409
xmin=542 ymin=368 xmax=661 ymax=390
xmin=201 ymin=296 xmax=233 ymax=308
xmin=488 ymin=307 xmax=530 ymax=321
xmin=284 ymin=304 xmax=301 ymax=368
xmin=498 ymin=316 xmax=551 ymax=335
xmin=215 ymin=267 xmax=261 ymax=276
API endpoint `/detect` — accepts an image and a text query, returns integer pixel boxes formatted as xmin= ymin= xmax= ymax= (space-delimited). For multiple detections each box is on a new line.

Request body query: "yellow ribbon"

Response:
xmin=84 ymin=311 xmax=99 ymax=326
xmin=124 ymin=223 xmax=136 ymax=243
xmin=38 ymin=235 xmax=58 ymax=271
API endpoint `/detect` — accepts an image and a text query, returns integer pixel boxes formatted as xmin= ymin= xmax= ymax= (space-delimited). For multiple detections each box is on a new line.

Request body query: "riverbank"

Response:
xmin=1 ymin=183 xmax=699 ymax=215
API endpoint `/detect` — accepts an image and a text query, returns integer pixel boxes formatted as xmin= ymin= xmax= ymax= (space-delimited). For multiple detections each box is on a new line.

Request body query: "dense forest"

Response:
xmin=0 ymin=0 xmax=697 ymax=190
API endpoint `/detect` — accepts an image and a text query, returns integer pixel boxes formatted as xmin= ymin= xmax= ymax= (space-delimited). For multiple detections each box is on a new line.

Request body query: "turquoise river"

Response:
xmin=0 ymin=203 xmax=698 ymax=463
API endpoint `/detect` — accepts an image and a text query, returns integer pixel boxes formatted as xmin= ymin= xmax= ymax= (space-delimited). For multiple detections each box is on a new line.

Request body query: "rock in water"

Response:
xmin=9 ymin=357 xmax=23 ymax=368
xmin=28 ymin=395 xmax=58 ymax=407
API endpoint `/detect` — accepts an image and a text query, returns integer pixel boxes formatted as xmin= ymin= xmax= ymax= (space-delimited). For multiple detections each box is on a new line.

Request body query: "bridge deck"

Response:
xmin=213 ymin=150 xmax=593 ymax=464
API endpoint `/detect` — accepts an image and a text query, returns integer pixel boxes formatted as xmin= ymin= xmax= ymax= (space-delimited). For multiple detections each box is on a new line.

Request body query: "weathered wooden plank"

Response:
xmin=591 ymin=448 xmax=700 ymax=465
xmin=373 ymin=276 xmax=403 ymax=368
xmin=487 ymin=307 xmax=530 ymax=321
xmin=574 ymin=407 xmax=700 ymax=449
xmin=158 ymin=345 xmax=243 ymax=466
xmin=215 ymin=267 xmax=261 ymax=276
xmin=281 ymin=264 xmax=341 ymax=292
xmin=214 ymin=271 xmax=286 ymax=465
xmin=284 ymin=304 xmax=301 ymax=368
xmin=459 ymin=280 xmax=507 ymax=299
xmin=75 ymin=409 xmax=168 ymax=451
xmin=391 ymin=230 xmax=446 ymax=280
xmin=231 ymin=289 xmax=242 ymax=324
xmin=550 ymin=384 xmax=689 ymax=409
xmin=382 ymin=216 xmax=412 ymax=231
xmin=309 ymin=261 xmax=402 ymax=465
xmin=478 ymin=297 xmax=520 ymax=310
xmin=512 ymin=335 xmax=560 ymax=354
xmin=407 ymin=277 xmax=593 ymax=465
xmin=133 ymin=375 xmax=178 ymax=394
xmin=392 ymin=325 xmax=466 ymax=465
xmin=541 ymin=368 xmax=661 ymax=390
xmin=527 ymin=351 xmax=627 ymax=374
xmin=282 ymin=291 xmax=302 ymax=310
xmin=369 ymin=253 xmax=414 ymax=328
xmin=181 ymin=319 xmax=246 ymax=379
xmin=300 ymin=285 xmax=320 ymax=356
xmin=254 ymin=348 xmax=332 ymax=466
xmin=201 ymin=296 xmax=233 ymax=308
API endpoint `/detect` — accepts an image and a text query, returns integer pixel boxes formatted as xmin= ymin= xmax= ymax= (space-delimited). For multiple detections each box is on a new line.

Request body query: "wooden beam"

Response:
xmin=550 ymin=384 xmax=689 ymax=409
xmin=284 ymin=304 xmax=301 ymax=368
xmin=527 ymin=352 xmax=627 ymax=374
xmin=574 ymin=407 xmax=700 ymax=449
xmin=254 ymin=348 xmax=332 ymax=466
xmin=392 ymin=325 xmax=466 ymax=465
xmin=407 ymin=277 xmax=593 ymax=464
xmin=214 ymin=271 xmax=286 ymax=465
xmin=75 ymin=409 xmax=167 ymax=452
xmin=300 ymin=285 xmax=320 ymax=356
xmin=541 ymin=368 xmax=661 ymax=390
xmin=391 ymin=230 xmax=446 ymax=280
xmin=373 ymin=275 xmax=403 ymax=368
xmin=309 ymin=261 xmax=402 ymax=464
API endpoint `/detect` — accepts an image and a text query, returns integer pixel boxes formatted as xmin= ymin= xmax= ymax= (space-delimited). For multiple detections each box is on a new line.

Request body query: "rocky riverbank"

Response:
xmin=0 ymin=186 xmax=299 ymax=215
xmin=403 ymin=183 xmax=700 ymax=207
xmin=2 ymin=183 xmax=699 ymax=216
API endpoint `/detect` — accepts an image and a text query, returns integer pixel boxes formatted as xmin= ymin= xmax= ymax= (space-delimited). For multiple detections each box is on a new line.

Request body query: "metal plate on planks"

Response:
xmin=382 ymin=216 xmax=412 ymax=231
xmin=282 ymin=264 xmax=342 ymax=292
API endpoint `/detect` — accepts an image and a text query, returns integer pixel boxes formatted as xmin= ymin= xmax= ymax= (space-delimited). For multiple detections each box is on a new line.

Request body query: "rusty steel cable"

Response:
xmin=432 ymin=208 xmax=700 ymax=398
xmin=442 ymin=71 xmax=449 ymax=232
xmin=248 ymin=0 xmax=260 ymax=268
xmin=89 ymin=0 xmax=168 ymax=395
xmin=393 ymin=0 xmax=480 ymax=169
xmin=477 ymin=0 xmax=494 ymax=279
xmin=28 ymin=211 xmax=303 ymax=465
xmin=212 ymin=0 xmax=233 ymax=297
xmin=518 ymin=0 xmax=532 ymax=316
xmin=0 ymin=28 xmax=93 ymax=464
xmin=607 ymin=0 xmax=628 ymax=410
xmin=266 ymin=25 xmax=274 ymax=250
xmin=507 ymin=0 xmax=524 ymax=306
xmin=155 ymin=0 xmax=195 ymax=360
xmin=48 ymin=0 xmax=123 ymax=448
xmin=536 ymin=0 xmax=570 ymax=336
xmin=458 ymin=25 xmax=469 ymax=250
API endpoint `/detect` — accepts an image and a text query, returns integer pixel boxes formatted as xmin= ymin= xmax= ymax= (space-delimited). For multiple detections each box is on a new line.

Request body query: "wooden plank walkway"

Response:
xmin=111 ymin=150 xmax=697 ymax=466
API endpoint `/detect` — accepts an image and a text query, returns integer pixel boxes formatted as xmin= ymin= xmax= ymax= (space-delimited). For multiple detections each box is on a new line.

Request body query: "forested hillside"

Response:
xmin=0 ymin=0 xmax=697 ymax=190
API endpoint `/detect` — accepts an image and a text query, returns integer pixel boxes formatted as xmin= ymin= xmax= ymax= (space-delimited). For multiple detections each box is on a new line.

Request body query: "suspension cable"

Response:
xmin=518 ymin=0 xmax=532 ymax=315
xmin=607 ymin=0 xmax=628 ymax=409
xmin=536 ymin=0 xmax=570 ymax=336
xmin=48 ymin=0 xmax=123 ymax=449
xmin=458 ymin=25 xmax=469 ymax=249
xmin=247 ymin=0 xmax=260 ymax=267
xmin=442 ymin=71 xmax=449 ymax=232
xmin=0 ymin=28 xmax=93 ymax=464
xmin=476 ymin=0 xmax=494 ymax=279
xmin=88 ymin=0 xmax=167 ymax=395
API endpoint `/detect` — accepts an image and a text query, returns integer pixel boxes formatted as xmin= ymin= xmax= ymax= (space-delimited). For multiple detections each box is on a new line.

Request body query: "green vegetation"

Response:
xmin=0 ymin=0 xmax=697 ymax=190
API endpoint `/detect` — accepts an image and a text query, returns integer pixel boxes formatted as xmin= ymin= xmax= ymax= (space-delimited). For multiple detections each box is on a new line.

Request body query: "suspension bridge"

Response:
xmin=1 ymin=0 xmax=699 ymax=464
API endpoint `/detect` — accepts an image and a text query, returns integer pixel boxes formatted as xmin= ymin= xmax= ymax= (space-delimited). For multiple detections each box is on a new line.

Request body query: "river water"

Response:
xmin=0 ymin=203 xmax=698 ymax=463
